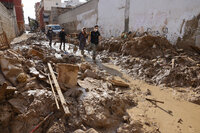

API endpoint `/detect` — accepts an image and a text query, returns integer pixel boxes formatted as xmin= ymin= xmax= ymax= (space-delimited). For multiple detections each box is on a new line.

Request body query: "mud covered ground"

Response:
xmin=0 ymin=32 xmax=200 ymax=133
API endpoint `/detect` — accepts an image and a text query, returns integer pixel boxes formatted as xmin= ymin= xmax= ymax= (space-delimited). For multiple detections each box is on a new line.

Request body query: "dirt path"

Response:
xmin=102 ymin=63 xmax=200 ymax=133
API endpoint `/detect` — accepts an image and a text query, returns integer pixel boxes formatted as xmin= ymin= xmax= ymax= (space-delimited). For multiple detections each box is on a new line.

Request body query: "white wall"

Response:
xmin=58 ymin=0 xmax=98 ymax=33
xmin=98 ymin=0 xmax=126 ymax=37
xmin=129 ymin=0 xmax=200 ymax=44
xmin=58 ymin=0 xmax=200 ymax=44
xmin=77 ymin=9 xmax=97 ymax=30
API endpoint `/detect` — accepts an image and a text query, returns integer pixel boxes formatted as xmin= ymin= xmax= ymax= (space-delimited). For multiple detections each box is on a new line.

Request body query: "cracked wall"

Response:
xmin=58 ymin=0 xmax=200 ymax=45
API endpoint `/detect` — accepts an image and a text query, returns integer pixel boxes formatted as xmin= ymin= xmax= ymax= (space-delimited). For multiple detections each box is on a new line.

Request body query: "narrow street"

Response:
xmin=0 ymin=0 xmax=200 ymax=133
xmin=4 ymin=33 xmax=200 ymax=133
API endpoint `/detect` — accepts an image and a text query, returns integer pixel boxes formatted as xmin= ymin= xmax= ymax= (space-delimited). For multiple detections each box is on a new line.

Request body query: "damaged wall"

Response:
xmin=0 ymin=2 xmax=17 ymax=41
xmin=58 ymin=0 xmax=200 ymax=45
xmin=58 ymin=0 xmax=98 ymax=33
xmin=129 ymin=0 xmax=200 ymax=44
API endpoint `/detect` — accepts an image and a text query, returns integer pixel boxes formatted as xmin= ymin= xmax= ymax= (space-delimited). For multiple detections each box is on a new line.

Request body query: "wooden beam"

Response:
xmin=48 ymin=63 xmax=70 ymax=115
xmin=172 ymin=59 xmax=175 ymax=69
xmin=48 ymin=74 xmax=60 ymax=110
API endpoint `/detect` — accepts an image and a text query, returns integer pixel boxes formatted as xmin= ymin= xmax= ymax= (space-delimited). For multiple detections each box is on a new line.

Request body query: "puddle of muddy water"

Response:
xmin=103 ymin=63 xmax=200 ymax=133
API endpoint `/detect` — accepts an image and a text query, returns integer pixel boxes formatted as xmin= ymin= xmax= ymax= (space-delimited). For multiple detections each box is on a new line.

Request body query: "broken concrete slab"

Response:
xmin=83 ymin=69 xmax=99 ymax=79
xmin=0 ymin=57 xmax=24 ymax=86
xmin=56 ymin=63 xmax=79 ymax=89
xmin=8 ymin=98 xmax=28 ymax=114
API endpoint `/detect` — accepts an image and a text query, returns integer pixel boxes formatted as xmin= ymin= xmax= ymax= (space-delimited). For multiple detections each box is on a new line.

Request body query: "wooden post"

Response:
xmin=48 ymin=63 xmax=70 ymax=115
xmin=48 ymin=74 xmax=60 ymax=110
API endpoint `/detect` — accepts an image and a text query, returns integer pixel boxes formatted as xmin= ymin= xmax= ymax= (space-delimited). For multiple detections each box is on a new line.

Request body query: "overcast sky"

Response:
xmin=22 ymin=0 xmax=86 ymax=24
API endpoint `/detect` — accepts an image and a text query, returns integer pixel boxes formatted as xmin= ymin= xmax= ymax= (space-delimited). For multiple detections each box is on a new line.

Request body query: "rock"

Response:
xmin=145 ymin=89 xmax=151 ymax=96
xmin=8 ymin=98 xmax=28 ymax=114
xmin=64 ymin=88 xmax=83 ymax=98
xmin=47 ymin=121 xmax=66 ymax=133
xmin=17 ymin=73 xmax=28 ymax=83
xmin=28 ymin=49 xmax=44 ymax=59
xmin=86 ymin=128 xmax=98 ymax=133
xmin=83 ymin=69 xmax=98 ymax=79
xmin=74 ymin=129 xmax=85 ymax=133
xmin=77 ymin=78 xmax=135 ymax=128
xmin=108 ymin=79 xmax=129 ymax=88
xmin=0 ymin=57 xmax=24 ymax=86
xmin=56 ymin=64 xmax=79 ymax=90
xmin=80 ymin=63 xmax=91 ymax=73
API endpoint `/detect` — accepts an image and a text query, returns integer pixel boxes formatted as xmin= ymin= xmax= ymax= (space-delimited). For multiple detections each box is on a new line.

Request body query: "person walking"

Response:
xmin=46 ymin=27 xmax=54 ymax=48
xmin=88 ymin=25 xmax=101 ymax=60
xmin=59 ymin=28 xmax=66 ymax=51
xmin=78 ymin=27 xmax=88 ymax=57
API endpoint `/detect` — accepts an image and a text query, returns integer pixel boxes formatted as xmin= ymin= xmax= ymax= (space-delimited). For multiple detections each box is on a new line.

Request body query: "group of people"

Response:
xmin=46 ymin=25 xmax=101 ymax=60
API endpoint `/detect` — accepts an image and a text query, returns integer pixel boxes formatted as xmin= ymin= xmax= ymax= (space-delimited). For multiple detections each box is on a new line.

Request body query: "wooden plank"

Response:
xmin=48 ymin=74 xmax=60 ymax=110
xmin=172 ymin=59 xmax=175 ymax=69
xmin=146 ymin=98 xmax=164 ymax=104
xmin=48 ymin=63 xmax=70 ymax=115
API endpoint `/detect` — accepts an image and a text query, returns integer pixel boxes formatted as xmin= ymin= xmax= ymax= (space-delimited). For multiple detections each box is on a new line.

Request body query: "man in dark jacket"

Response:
xmin=78 ymin=27 xmax=88 ymax=57
xmin=88 ymin=25 xmax=101 ymax=60
xmin=59 ymin=28 xmax=66 ymax=51
xmin=47 ymin=27 xmax=54 ymax=47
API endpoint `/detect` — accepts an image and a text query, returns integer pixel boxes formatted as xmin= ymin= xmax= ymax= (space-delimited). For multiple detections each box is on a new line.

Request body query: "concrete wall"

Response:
xmin=0 ymin=2 xmax=17 ymax=41
xmin=129 ymin=0 xmax=200 ymax=44
xmin=98 ymin=0 xmax=126 ymax=37
xmin=58 ymin=0 xmax=200 ymax=44
xmin=58 ymin=0 xmax=98 ymax=33
xmin=50 ymin=7 xmax=71 ymax=24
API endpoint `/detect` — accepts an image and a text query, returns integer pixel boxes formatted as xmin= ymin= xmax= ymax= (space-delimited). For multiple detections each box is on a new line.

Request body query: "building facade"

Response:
xmin=58 ymin=0 xmax=200 ymax=46
xmin=49 ymin=7 xmax=71 ymax=24
xmin=35 ymin=0 xmax=62 ymax=30
xmin=0 ymin=0 xmax=24 ymax=34
xmin=62 ymin=0 xmax=83 ymax=8
xmin=0 ymin=2 xmax=17 ymax=41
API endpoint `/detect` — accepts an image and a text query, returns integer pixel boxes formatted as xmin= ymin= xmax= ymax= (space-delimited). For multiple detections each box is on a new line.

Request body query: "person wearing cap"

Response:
xmin=88 ymin=25 xmax=101 ymax=60
xmin=78 ymin=27 xmax=88 ymax=57
xmin=59 ymin=28 xmax=66 ymax=51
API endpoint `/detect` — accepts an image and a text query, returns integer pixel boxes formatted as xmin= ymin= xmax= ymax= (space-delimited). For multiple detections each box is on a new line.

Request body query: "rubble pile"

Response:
xmin=99 ymin=35 xmax=177 ymax=59
xmin=98 ymin=34 xmax=200 ymax=89
xmin=0 ymin=33 xmax=141 ymax=133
